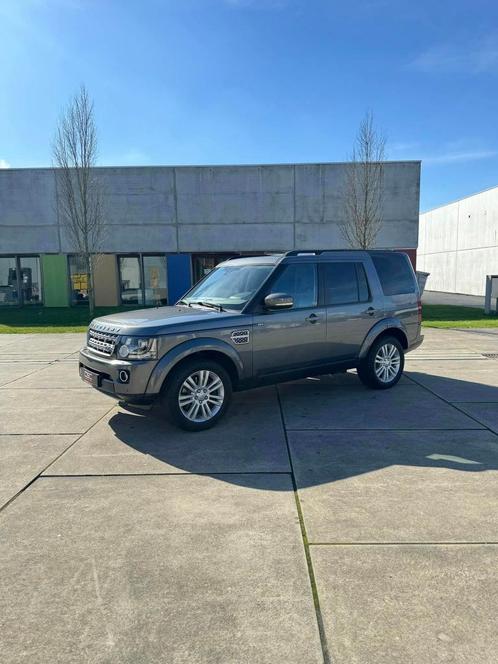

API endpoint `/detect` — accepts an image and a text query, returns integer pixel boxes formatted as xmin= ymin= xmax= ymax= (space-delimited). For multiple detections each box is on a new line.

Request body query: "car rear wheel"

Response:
xmin=357 ymin=336 xmax=404 ymax=390
xmin=163 ymin=360 xmax=232 ymax=431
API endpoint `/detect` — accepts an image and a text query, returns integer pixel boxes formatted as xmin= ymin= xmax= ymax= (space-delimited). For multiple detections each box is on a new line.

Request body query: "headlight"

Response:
xmin=117 ymin=337 xmax=158 ymax=360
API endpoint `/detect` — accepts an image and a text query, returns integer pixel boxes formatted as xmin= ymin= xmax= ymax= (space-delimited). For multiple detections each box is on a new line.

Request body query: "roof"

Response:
xmin=218 ymin=249 xmax=400 ymax=268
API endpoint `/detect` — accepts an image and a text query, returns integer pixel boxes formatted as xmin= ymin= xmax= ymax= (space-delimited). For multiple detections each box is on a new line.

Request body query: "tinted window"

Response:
xmin=372 ymin=253 xmax=416 ymax=296
xmin=269 ymin=263 xmax=317 ymax=308
xmin=357 ymin=264 xmax=370 ymax=302
xmin=322 ymin=262 xmax=369 ymax=305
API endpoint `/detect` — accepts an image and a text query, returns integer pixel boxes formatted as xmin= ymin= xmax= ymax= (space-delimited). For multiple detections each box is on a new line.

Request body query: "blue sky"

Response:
xmin=0 ymin=0 xmax=497 ymax=211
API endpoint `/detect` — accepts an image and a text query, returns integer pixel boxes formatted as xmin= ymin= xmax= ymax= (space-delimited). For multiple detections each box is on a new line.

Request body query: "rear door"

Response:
xmin=252 ymin=262 xmax=327 ymax=376
xmin=320 ymin=260 xmax=382 ymax=360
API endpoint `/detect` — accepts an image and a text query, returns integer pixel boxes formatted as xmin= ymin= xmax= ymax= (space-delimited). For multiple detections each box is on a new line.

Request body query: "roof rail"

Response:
xmin=284 ymin=250 xmax=323 ymax=256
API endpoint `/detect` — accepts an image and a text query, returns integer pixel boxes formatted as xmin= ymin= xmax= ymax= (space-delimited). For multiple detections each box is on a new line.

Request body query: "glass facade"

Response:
xmin=143 ymin=255 xmax=168 ymax=306
xmin=0 ymin=256 xmax=42 ymax=306
xmin=118 ymin=254 xmax=167 ymax=306
xmin=19 ymin=256 xmax=42 ymax=305
xmin=0 ymin=257 xmax=19 ymax=305
xmin=68 ymin=255 xmax=89 ymax=305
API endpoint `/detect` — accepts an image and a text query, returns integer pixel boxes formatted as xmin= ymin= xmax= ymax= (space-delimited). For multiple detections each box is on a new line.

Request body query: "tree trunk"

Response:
xmin=86 ymin=254 xmax=95 ymax=318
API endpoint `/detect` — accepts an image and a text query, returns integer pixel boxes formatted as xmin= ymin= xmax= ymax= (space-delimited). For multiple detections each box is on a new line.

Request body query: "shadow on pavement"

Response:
xmin=106 ymin=371 xmax=498 ymax=491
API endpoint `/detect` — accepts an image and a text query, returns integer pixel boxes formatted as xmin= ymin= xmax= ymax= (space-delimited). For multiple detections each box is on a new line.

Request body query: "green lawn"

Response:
xmin=1 ymin=303 xmax=497 ymax=333
xmin=422 ymin=304 xmax=498 ymax=329
xmin=0 ymin=306 xmax=131 ymax=333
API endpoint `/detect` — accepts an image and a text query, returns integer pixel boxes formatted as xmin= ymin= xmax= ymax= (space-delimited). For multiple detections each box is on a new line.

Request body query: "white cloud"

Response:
xmin=410 ymin=35 xmax=498 ymax=74
xmin=0 ymin=159 xmax=10 ymax=168
xmin=423 ymin=149 xmax=498 ymax=165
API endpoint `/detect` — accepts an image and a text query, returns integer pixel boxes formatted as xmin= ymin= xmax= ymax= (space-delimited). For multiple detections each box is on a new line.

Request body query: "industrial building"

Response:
xmin=0 ymin=161 xmax=420 ymax=308
xmin=418 ymin=184 xmax=498 ymax=296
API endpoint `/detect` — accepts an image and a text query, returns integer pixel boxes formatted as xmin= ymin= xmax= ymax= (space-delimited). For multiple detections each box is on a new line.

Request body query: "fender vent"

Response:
xmin=231 ymin=329 xmax=250 ymax=345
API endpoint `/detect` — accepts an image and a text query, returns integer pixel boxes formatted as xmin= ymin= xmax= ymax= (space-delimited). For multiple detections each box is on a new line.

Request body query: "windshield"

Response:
xmin=181 ymin=265 xmax=273 ymax=311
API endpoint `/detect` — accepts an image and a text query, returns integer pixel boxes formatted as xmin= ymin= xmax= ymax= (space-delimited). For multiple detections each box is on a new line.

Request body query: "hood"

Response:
xmin=90 ymin=305 xmax=243 ymax=335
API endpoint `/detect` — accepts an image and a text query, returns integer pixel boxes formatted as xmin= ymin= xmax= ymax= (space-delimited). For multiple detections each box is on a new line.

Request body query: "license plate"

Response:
xmin=80 ymin=367 xmax=99 ymax=387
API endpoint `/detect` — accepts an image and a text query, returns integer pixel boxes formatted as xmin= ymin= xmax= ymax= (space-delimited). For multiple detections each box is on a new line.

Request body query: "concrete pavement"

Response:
xmin=1 ymin=327 xmax=498 ymax=663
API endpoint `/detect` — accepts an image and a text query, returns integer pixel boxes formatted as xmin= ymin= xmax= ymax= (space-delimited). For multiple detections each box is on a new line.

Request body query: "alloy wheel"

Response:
xmin=374 ymin=343 xmax=401 ymax=383
xmin=178 ymin=370 xmax=225 ymax=422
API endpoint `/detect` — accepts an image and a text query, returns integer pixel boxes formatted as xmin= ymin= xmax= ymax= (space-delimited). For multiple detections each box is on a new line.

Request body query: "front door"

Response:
xmin=252 ymin=262 xmax=327 ymax=376
xmin=320 ymin=260 xmax=382 ymax=360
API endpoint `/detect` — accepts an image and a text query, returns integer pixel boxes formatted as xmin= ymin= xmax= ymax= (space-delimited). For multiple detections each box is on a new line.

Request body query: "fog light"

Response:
xmin=119 ymin=370 xmax=130 ymax=383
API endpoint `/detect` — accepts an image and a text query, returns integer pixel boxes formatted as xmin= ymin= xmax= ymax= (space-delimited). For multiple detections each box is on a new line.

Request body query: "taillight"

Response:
xmin=417 ymin=298 xmax=422 ymax=323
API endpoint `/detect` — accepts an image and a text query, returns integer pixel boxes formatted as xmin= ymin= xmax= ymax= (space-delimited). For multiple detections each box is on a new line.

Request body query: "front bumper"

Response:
xmin=79 ymin=347 xmax=158 ymax=403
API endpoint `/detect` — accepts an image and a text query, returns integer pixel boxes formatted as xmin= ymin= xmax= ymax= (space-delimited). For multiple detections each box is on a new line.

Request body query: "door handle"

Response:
xmin=305 ymin=313 xmax=319 ymax=324
xmin=364 ymin=307 xmax=376 ymax=316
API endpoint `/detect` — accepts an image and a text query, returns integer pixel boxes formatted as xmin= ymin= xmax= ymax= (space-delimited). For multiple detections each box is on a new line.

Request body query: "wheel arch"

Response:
xmin=145 ymin=339 xmax=242 ymax=395
xmin=359 ymin=320 xmax=408 ymax=359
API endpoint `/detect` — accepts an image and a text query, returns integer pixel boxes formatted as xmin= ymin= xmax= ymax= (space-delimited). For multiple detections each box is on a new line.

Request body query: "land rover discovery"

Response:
xmin=79 ymin=250 xmax=423 ymax=430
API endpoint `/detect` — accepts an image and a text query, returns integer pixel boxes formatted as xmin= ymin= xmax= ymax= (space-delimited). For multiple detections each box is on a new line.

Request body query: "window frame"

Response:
xmin=318 ymin=260 xmax=372 ymax=307
xmin=0 ymin=254 xmax=43 ymax=307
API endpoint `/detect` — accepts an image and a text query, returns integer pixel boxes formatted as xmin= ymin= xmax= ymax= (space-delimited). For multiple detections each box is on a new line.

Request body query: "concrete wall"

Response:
xmin=0 ymin=162 xmax=420 ymax=255
xmin=418 ymin=186 xmax=498 ymax=296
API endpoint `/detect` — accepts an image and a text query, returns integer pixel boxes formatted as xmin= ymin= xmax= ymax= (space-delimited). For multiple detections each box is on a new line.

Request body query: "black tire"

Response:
xmin=357 ymin=335 xmax=404 ymax=390
xmin=161 ymin=359 xmax=232 ymax=431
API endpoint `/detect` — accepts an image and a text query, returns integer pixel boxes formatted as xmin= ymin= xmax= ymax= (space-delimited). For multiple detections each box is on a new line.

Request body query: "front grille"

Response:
xmin=87 ymin=328 xmax=119 ymax=356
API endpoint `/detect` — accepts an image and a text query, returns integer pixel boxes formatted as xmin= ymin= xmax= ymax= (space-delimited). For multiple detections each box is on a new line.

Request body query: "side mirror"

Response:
xmin=264 ymin=293 xmax=294 ymax=310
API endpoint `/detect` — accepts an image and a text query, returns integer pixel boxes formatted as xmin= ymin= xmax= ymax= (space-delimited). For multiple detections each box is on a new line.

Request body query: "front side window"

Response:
xmin=321 ymin=262 xmax=370 ymax=306
xmin=183 ymin=264 xmax=273 ymax=311
xmin=268 ymin=263 xmax=317 ymax=309
xmin=68 ymin=255 xmax=89 ymax=305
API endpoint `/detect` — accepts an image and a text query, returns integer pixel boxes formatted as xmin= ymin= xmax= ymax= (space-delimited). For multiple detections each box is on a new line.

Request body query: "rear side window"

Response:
xmin=371 ymin=253 xmax=416 ymax=296
xmin=321 ymin=262 xmax=370 ymax=306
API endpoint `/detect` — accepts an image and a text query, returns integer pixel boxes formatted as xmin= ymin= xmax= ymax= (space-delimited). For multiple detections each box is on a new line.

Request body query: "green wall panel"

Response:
xmin=41 ymin=255 xmax=69 ymax=307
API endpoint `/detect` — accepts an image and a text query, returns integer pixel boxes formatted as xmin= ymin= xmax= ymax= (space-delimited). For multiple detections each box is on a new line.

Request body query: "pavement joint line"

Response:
xmin=407 ymin=374 xmax=498 ymax=437
xmin=276 ymin=385 xmax=332 ymax=664
xmin=0 ymin=432 xmax=85 ymax=436
xmin=0 ymin=402 xmax=118 ymax=516
xmin=308 ymin=542 xmax=498 ymax=546
xmin=0 ymin=355 xmax=70 ymax=388
xmin=40 ymin=472 xmax=294 ymax=478
xmin=284 ymin=427 xmax=485 ymax=431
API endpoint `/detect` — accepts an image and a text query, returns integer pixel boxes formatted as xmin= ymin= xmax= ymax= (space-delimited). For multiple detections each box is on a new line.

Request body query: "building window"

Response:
xmin=143 ymin=255 xmax=168 ymax=306
xmin=0 ymin=256 xmax=42 ymax=306
xmin=19 ymin=256 xmax=42 ymax=305
xmin=68 ymin=255 xmax=89 ymax=305
xmin=118 ymin=254 xmax=167 ymax=306
xmin=192 ymin=254 xmax=240 ymax=284
xmin=0 ymin=257 xmax=19 ymax=306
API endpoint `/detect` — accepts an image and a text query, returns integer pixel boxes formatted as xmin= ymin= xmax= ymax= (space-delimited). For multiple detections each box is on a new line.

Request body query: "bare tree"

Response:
xmin=53 ymin=85 xmax=104 ymax=316
xmin=340 ymin=111 xmax=386 ymax=249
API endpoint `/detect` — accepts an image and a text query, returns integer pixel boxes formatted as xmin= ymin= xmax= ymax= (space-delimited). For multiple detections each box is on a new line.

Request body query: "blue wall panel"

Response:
xmin=167 ymin=254 xmax=192 ymax=304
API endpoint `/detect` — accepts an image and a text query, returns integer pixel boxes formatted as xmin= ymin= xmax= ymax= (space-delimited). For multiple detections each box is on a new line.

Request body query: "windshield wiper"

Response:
xmin=177 ymin=299 xmax=192 ymax=307
xmin=195 ymin=301 xmax=225 ymax=312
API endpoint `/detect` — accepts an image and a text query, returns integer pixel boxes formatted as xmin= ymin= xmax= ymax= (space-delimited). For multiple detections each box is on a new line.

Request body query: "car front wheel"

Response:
xmin=163 ymin=360 xmax=232 ymax=431
xmin=357 ymin=336 xmax=404 ymax=390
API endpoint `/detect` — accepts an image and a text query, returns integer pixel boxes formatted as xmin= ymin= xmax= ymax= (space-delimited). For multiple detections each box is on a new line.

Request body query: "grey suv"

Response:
xmin=79 ymin=250 xmax=423 ymax=430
